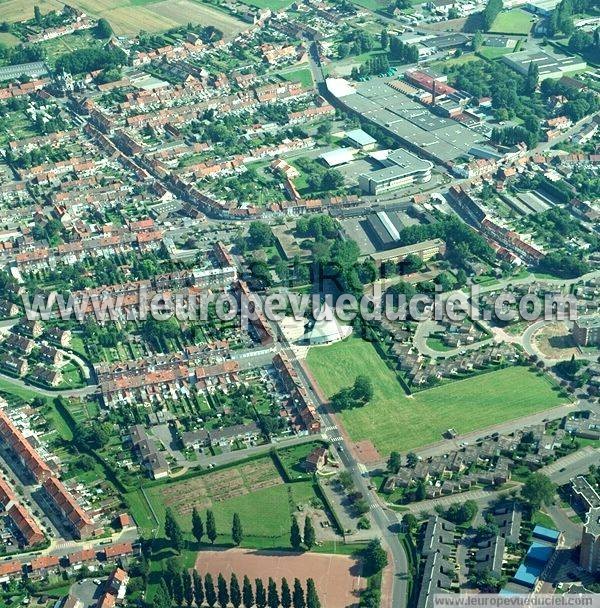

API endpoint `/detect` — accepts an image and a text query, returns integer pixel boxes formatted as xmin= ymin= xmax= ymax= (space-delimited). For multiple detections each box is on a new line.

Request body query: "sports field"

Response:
xmin=127 ymin=457 xmax=319 ymax=548
xmin=307 ymin=338 xmax=566 ymax=455
xmin=195 ymin=548 xmax=365 ymax=608
xmin=0 ymin=0 xmax=246 ymax=37
xmin=489 ymin=9 xmax=534 ymax=35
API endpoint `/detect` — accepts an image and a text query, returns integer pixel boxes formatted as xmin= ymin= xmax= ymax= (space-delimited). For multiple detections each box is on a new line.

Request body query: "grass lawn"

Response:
xmin=0 ymin=32 xmax=21 ymax=46
xmin=0 ymin=377 xmax=49 ymax=403
xmin=279 ymin=66 xmax=313 ymax=88
xmin=532 ymin=510 xmax=557 ymax=530
xmin=307 ymin=338 xmax=567 ymax=455
xmin=425 ymin=337 xmax=454 ymax=352
xmin=489 ymin=9 xmax=535 ymax=35
xmin=477 ymin=46 xmax=515 ymax=60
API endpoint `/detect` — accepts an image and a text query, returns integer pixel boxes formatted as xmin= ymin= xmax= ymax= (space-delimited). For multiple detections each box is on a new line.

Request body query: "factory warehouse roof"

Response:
xmin=319 ymin=147 xmax=355 ymax=167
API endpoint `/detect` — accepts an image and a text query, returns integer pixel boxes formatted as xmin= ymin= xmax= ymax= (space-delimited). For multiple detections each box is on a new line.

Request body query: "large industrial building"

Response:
xmin=501 ymin=49 xmax=587 ymax=81
xmin=358 ymin=148 xmax=433 ymax=195
xmin=326 ymin=77 xmax=488 ymax=166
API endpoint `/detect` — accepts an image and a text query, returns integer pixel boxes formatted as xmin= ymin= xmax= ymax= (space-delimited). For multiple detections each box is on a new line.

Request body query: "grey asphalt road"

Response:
xmin=270 ymin=332 xmax=409 ymax=608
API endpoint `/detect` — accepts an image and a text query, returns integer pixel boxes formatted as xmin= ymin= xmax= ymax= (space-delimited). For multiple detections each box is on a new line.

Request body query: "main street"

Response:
xmin=267 ymin=319 xmax=409 ymax=608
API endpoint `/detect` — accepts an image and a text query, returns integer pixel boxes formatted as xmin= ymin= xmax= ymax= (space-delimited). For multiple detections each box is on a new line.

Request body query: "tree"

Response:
xmin=380 ymin=29 xmax=389 ymax=50
xmin=193 ymin=571 xmax=204 ymax=608
xmin=522 ymin=473 xmax=555 ymax=509
xmin=415 ymin=480 xmax=426 ymax=501
xmin=387 ymin=451 xmax=402 ymax=474
xmin=402 ymin=513 xmax=418 ymax=533
xmin=172 ymin=573 xmax=184 ymax=606
xmin=230 ymin=574 xmax=241 ymax=608
xmin=183 ymin=571 xmax=194 ymax=607
xmin=34 ymin=5 xmax=42 ymax=25
xmin=206 ymin=510 xmax=217 ymax=544
xmin=218 ymin=574 xmax=229 ymax=608
xmin=303 ymin=516 xmax=316 ymax=550
xmin=248 ymin=221 xmax=274 ymax=249
xmin=165 ymin=508 xmax=184 ymax=553
xmin=204 ymin=573 xmax=217 ymax=608
xmin=352 ymin=375 xmax=374 ymax=403
xmin=317 ymin=122 xmax=331 ymax=139
xmin=293 ymin=578 xmax=306 ymax=608
xmin=306 ymin=579 xmax=321 ymax=608
xmin=445 ymin=500 xmax=478 ymax=525
xmin=95 ymin=17 xmax=113 ymax=39
xmin=364 ymin=539 xmax=388 ymax=576
xmin=232 ymin=512 xmax=243 ymax=546
xmin=524 ymin=61 xmax=539 ymax=95
xmin=290 ymin=517 xmax=302 ymax=550
xmin=242 ymin=575 xmax=254 ymax=608
xmin=255 ymin=579 xmax=266 ymax=608
xmin=153 ymin=579 xmax=172 ymax=608
xmin=281 ymin=578 xmax=292 ymax=608
xmin=192 ymin=508 xmax=204 ymax=544
xmin=267 ymin=578 xmax=279 ymax=608
xmin=481 ymin=0 xmax=503 ymax=30
xmin=406 ymin=452 xmax=418 ymax=468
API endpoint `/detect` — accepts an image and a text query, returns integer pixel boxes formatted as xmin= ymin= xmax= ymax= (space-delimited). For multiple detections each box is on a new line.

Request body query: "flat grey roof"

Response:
xmin=0 ymin=61 xmax=48 ymax=81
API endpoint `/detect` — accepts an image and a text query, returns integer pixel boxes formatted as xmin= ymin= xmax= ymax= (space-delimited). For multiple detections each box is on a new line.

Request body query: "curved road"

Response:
xmin=0 ymin=371 xmax=97 ymax=398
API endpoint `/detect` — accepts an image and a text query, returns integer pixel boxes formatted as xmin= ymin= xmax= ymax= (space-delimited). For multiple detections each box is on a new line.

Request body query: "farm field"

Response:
xmin=307 ymin=338 xmax=567 ymax=455
xmin=128 ymin=457 xmax=320 ymax=548
xmin=490 ymin=9 xmax=535 ymax=35
xmin=0 ymin=0 xmax=247 ymax=37
xmin=195 ymin=548 xmax=365 ymax=608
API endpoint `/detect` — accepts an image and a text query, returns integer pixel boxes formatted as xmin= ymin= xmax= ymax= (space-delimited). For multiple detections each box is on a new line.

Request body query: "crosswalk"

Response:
xmin=322 ymin=425 xmax=344 ymax=443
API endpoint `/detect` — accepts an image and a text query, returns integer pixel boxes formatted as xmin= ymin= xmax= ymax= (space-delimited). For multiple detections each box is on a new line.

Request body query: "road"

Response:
xmin=269 ymin=328 xmax=409 ymax=608
xmin=0 ymin=371 xmax=98 ymax=398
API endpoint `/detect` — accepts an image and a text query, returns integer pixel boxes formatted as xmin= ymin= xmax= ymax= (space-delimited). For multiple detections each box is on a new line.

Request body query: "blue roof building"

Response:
xmin=532 ymin=525 xmax=561 ymax=544
xmin=514 ymin=562 xmax=543 ymax=588
xmin=527 ymin=542 xmax=555 ymax=564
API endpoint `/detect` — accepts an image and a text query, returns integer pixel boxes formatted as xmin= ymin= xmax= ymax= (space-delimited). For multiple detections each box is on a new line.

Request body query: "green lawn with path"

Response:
xmin=307 ymin=337 xmax=567 ymax=455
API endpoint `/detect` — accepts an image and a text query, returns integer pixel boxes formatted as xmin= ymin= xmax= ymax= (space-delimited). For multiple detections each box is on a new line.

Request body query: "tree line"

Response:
xmin=153 ymin=570 xmax=321 ymax=608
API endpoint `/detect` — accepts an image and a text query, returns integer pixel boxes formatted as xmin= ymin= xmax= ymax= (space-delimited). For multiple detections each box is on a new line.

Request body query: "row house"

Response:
xmin=0 ymin=79 xmax=50 ymax=100
xmin=0 ymin=478 xmax=45 ymax=546
xmin=273 ymin=353 xmax=321 ymax=434
xmin=0 ymin=298 xmax=19 ymax=319
xmin=42 ymin=476 xmax=96 ymax=539
xmin=3 ymin=355 xmax=28 ymax=377
xmin=30 ymin=366 xmax=63 ymax=387
xmin=0 ymin=407 xmax=53 ymax=482
xmin=0 ymin=542 xmax=137 ymax=584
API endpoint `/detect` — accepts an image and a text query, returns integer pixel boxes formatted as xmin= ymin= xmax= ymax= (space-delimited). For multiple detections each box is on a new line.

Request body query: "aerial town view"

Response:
xmin=0 ymin=0 xmax=598 ymax=606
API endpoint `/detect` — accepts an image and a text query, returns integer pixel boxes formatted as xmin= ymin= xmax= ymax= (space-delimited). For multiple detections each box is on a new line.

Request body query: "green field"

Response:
xmin=127 ymin=456 xmax=319 ymax=548
xmin=239 ymin=0 xmax=294 ymax=8
xmin=280 ymin=66 xmax=313 ymax=88
xmin=307 ymin=338 xmax=567 ymax=455
xmin=489 ymin=9 xmax=535 ymax=35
